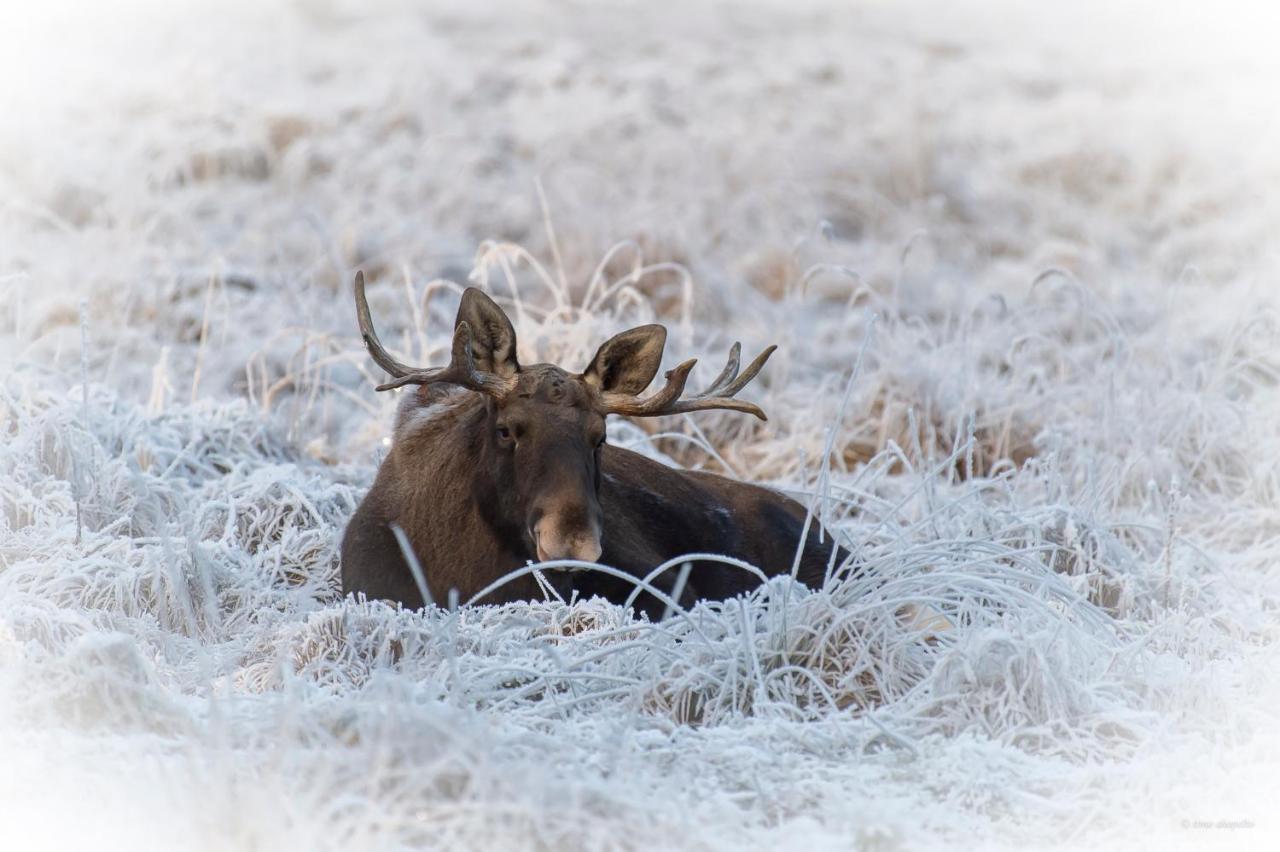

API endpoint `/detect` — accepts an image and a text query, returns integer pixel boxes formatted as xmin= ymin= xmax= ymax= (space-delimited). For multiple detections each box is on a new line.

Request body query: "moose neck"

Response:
xmin=389 ymin=389 xmax=534 ymax=600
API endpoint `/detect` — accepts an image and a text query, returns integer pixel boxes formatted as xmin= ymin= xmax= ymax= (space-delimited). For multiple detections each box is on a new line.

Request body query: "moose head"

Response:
xmin=354 ymin=271 xmax=775 ymax=567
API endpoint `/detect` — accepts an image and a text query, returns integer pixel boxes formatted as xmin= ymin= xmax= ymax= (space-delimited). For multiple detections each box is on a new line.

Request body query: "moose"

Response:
xmin=341 ymin=272 xmax=850 ymax=618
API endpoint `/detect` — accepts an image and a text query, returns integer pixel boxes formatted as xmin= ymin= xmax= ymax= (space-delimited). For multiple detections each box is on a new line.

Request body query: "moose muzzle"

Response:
xmin=530 ymin=504 xmax=603 ymax=565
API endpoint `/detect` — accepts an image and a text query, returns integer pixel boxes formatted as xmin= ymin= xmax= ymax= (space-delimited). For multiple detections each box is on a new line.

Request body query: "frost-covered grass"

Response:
xmin=2 ymin=1 xmax=1279 ymax=849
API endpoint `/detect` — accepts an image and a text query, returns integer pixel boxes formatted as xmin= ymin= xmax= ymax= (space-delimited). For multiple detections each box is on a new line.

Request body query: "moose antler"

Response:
xmin=597 ymin=342 xmax=777 ymax=421
xmin=354 ymin=271 xmax=517 ymax=397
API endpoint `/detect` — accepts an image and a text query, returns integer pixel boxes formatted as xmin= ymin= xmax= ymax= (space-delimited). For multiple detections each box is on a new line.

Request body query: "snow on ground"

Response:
xmin=1 ymin=0 xmax=1278 ymax=849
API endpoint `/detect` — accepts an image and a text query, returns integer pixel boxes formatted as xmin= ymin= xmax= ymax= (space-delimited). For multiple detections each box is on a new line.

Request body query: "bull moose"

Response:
xmin=341 ymin=272 xmax=850 ymax=618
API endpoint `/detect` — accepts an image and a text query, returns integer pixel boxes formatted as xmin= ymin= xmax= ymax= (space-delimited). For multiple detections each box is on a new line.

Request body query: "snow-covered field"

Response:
xmin=2 ymin=1 xmax=1279 ymax=848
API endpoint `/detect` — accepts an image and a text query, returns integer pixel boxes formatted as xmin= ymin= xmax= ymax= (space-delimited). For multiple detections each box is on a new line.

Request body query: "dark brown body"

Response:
xmin=341 ymin=389 xmax=848 ymax=620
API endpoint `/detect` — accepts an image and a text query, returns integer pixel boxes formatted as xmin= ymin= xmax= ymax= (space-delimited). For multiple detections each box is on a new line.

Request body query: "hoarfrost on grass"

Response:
xmin=1 ymin=0 xmax=1279 ymax=849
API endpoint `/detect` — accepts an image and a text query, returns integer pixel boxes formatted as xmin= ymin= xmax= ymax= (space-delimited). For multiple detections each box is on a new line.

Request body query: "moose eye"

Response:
xmin=595 ymin=435 xmax=606 ymax=450
xmin=496 ymin=425 xmax=513 ymax=442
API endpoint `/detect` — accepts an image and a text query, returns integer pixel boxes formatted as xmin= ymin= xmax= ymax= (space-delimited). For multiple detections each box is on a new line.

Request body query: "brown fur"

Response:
xmin=341 ymin=284 xmax=851 ymax=619
xmin=341 ymin=379 xmax=850 ymax=619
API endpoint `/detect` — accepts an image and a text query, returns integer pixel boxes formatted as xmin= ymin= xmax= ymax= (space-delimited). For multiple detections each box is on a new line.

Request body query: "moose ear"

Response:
xmin=456 ymin=288 xmax=519 ymax=377
xmin=582 ymin=325 xmax=667 ymax=396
